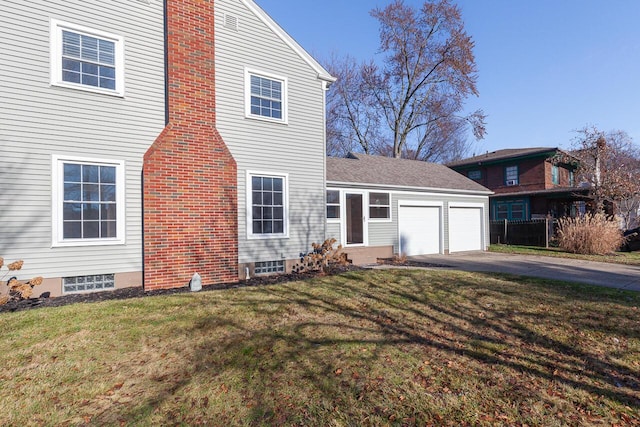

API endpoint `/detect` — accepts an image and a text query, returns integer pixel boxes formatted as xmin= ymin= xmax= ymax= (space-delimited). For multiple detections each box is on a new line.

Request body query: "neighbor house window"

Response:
xmin=551 ymin=165 xmax=559 ymax=185
xmin=369 ymin=192 xmax=390 ymax=220
xmin=52 ymin=156 xmax=125 ymax=246
xmin=245 ymin=68 xmax=287 ymax=123
xmin=50 ymin=20 xmax=124 ymax=96
xmin=569 ymin=170 xmax=575 ymax=186
xmin=504 ymin=166 xmax=519 ymax=185
xmin=468 ymin=170 xmax=481 ymax=180
xmin=247 ymin=172 xmax=288 ymax=238
xmin=326 ymin=190 xmax=340 ymax=219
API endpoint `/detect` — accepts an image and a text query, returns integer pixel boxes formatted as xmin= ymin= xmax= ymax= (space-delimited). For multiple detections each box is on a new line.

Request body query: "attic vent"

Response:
xmin=224 ymin=13 xmax=239 ymax=31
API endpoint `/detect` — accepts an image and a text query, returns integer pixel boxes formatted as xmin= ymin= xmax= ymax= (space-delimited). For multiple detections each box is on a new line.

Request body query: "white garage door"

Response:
xmin=449 ymin=207 xmax=483 ymax=252
xmin=398 ymin=205 xmax=441 ymax=256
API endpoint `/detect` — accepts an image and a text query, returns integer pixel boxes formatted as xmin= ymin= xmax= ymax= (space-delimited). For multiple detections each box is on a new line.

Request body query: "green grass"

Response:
xmin=1 ymin=269 xmax=639 ymax=426
xmin=489 ymin=244 xmax=640 ymax=265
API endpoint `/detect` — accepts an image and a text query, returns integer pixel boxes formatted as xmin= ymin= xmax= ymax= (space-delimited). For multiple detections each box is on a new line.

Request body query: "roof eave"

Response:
xmin=326 ymin=180 xmax=493 ymax=196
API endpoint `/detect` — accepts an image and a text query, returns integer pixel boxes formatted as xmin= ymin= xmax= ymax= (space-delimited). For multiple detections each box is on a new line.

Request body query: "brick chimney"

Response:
xmin=143 ymin=0 xmax=238 ymax=290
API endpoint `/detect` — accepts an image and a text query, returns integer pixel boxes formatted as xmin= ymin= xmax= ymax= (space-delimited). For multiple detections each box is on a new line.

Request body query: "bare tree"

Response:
xmin=571 ymin=126 xmax=640 ymax=228
xmin=326 ymin=0 xmax=485 ymax=161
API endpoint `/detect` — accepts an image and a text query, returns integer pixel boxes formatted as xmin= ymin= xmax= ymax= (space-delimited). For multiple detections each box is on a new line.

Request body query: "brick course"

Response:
xmin=143 ymin=0 xmax=238 ymax=290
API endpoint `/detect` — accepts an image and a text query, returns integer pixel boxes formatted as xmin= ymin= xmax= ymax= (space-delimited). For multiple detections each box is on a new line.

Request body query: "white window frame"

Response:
xmin=368 ymin=191 xmax=392 ymax=222
xmin=52 ymin=155 xmax=126 ymax=247
xmin=246 ymin=171 xmax=289 ymax=240
xmin=326 ymin=189 xmax=341 ymax=223
xmin=50 ymin=19 xmax=125 ymax=97
xmin=244 ymin=67 xmax=288 ymax=124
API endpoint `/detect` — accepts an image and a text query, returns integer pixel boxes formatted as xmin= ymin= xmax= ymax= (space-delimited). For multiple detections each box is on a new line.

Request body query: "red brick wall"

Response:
xmin=485 ymin=158 xmax=548 ymax=194
xmin=143 ymin=0 xmax=238 ymax=290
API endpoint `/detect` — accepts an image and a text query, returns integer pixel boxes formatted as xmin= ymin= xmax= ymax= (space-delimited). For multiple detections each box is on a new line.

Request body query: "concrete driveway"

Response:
xmin=408 ymin=252 xmax=640 ymax=292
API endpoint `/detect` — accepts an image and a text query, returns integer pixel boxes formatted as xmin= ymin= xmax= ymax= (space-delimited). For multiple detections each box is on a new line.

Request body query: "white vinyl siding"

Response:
xmin=50 ymin=19 xmax=125 ymax=96
xmin=1 ymin=0 xmax=165 ymax=282
xmin=215 ymin=0 xmax=327 ymax=264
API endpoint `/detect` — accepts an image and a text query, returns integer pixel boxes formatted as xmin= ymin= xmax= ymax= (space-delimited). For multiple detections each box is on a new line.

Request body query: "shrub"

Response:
xmin=0 ymin=257 xmax=43 ymax=305
xmin=556 ymin=213 xmax=624 ymax=255
xmin=292 ymin=238 xmax=350 ymax=274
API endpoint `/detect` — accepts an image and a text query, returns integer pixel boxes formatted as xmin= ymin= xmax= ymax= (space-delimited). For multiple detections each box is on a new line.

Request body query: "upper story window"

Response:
xmin=551 ymin=165 xmax=559 ymax=185
xmin=245 ymin=68 xmax=287 ymax=123
xmin=369 ymin=192 xmax=391 ymax=220
xmin=326 ymin=190 xmax=340 ymax=220
xmin=51 ymin=20 xmax=125 ymax=96
xmin=52 ymin=155 xmax=125 ymax=247
xmin=468 ymin=170 xmax=481 ymax=180
xmin=247 ymin=172 xmax=288 ymax=239
xmin=504 ymin=165 xmax=519 ymax=186
xmin=569 ymin=170 xmax=575 ymax=186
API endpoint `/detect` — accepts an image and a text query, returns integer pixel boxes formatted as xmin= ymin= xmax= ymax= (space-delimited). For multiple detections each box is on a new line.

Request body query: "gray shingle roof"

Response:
xmin=326 ymin=153 xmax=491 ymax=194
xmin=447 ymin=147 xmax=560 ymax=167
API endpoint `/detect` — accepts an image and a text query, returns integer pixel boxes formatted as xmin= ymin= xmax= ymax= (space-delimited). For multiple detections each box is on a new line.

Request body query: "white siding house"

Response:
xmin=0 ymin=0 xmax=166 ymax=296
xmin=214 ymin=0 xmax=335 ymax=277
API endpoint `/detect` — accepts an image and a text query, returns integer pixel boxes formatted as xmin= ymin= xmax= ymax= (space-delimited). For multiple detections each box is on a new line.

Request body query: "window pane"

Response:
xmin=82 ymin=74 xmax=99 ymax=87
xmin=273 ymin=192 xmax=283 ymax=205
xmin=83 ymin=184 xmax=100 ymax=201
xmin=273 ymin=207 xmax=283 ymax=220
xmin=64 ymin=203 xmax=82 ymax=221
xmin=263 ymin=207 xmax=273 ymax=220
xmin=327 ymin=190 xmax=339 ymax=204
xmin=101 ymin=221 xmax=117 ymax=238
xmin=273 ymin=178 xmax=282 ymax=191
xmin=252 ymin=191 xmax=262 ymax=205
xmin=263 ymin=221 xmax=273 ymax=234
xmin=101 ymin=204 xmax=117 ymax=220
xmin=370 ymin=207 xmax=390 ymax=219
xmin=252 ymin=176 xmax=262 ymax=190
xmin=370 ymin=192 xmax=389 ymax=206
xmin=62 ymin=58 xmax=81 ymax=73
xmin=62 ymin=70 xmax=81 ymax=84
xmin=252 ymin=206 xmax=262 ymax=220
xmin=64 ymin=163 xmax=81 ymax=182
xmin=83 ymin=203 xmax=100 ymax=220
xmin=63 ymin=221 xmax=82 ymax=239
xmin=101 ymin=184 xmax=116 ymax=202
xmin=64 ymin=183 xmax=81 ymax=201
xmin=262 ymin=192 xmax=272 ymax=205
xmin=100 ymin=166 xmax=115 ymax=183
xmin=83 ymin=221 xmax=100 ymax=238
xmin=327 ymin=206 xmax=340 ymax=219
xmin=273 ymin=221 xmax=283 ymax=234
xmin=83 ymin=165 xmax=99 ymax=182
xmin=263 ymin=178 xmax=273 ymax=191
xmin=253 ymin=221 xmax=262 ymax=234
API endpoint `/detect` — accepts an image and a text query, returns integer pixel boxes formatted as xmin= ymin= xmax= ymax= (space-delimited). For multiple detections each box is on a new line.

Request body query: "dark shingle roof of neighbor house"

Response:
xmin=326 ymin=153 xmax=492 ymax=194
xmin=446 ymin=147 xmax=561 ymax=167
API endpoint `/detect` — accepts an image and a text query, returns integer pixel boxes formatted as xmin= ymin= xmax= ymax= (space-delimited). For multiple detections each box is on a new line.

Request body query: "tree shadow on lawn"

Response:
xmin=102 ymin=269 xmax=640 ymax=424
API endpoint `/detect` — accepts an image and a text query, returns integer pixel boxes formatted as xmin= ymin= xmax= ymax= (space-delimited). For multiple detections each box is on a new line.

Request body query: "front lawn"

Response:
xmin=489 ymin=244 xmax=640 ymax=266
xmin=0 ymin=270 xmax=638 ymax=425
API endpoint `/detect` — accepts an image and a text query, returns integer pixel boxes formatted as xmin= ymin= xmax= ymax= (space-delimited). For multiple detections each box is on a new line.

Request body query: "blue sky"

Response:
xmin=255 ymin=0 xmax=640 ymax=154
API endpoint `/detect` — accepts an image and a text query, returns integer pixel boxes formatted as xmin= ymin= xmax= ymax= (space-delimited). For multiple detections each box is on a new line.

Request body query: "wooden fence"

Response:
xmin=490 ymin=219 xmax=557 ymax=247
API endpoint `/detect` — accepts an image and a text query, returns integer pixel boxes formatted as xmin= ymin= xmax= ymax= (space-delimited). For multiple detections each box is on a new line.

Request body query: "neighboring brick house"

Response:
xmin=448 ymin=148 xmax=588 ymax=221
xmin=1 ymin=0 xmax=334 ymax=297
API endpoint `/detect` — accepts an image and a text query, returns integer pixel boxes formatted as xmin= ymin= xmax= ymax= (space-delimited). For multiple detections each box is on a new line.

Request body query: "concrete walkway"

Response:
xmin=403 ymin=252 xmax=640 ymax=292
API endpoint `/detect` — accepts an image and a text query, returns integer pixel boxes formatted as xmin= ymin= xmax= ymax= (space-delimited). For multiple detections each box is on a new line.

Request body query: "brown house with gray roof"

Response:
xmin=448 ymin=147 xmax=589 ymax=221
xmin=325 ymin=153 xmax=492 ymax=263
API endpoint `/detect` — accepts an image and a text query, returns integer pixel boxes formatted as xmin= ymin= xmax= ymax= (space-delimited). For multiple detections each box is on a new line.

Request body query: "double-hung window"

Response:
xmin=50 ymin=20 xmax=125 ymax=96
xmin=369 ymin=192 xmax=390 ymax=220
xmin=248 ymin=172 xmax=288 ymax=238
xmin=326 ymin=190 xmax=340 ymax=220
xmin=505 ymin=165 xmax=519 ymax=186
xmin=52 ymin=156 xmax=125 ymax=246
xmin=245 ymin=68 xmax=287 ymax=123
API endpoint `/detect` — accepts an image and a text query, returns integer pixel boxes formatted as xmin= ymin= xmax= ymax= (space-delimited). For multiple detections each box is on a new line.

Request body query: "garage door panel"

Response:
xmin=399 ymin=205 xmax=441 ymax=256
xmin=449 ymin=207 xmax=483 ymax=252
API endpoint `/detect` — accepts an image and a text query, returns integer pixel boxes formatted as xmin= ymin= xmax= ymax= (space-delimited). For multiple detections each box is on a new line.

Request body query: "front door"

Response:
xmin=345 ymin=192 xmax=365 ymax=245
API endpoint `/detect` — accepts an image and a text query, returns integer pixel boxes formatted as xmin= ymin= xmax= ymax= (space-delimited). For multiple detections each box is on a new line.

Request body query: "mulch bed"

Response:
xmin=0 ymin=265 xmax=363 ymax=314
xmin=0 ymin=259 xmax=453 ymax=314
